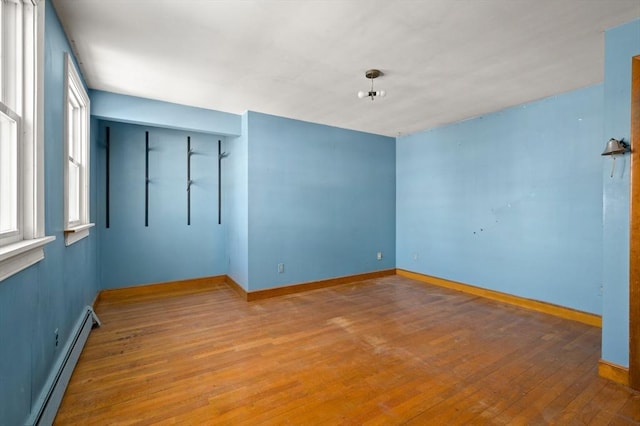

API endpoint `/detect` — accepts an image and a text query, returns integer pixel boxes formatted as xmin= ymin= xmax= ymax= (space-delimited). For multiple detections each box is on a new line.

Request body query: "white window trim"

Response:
xmin=0 ymin=0 xmax=55 ymax=282
xmin=0 ymin=236 xmax=55 ymax=281
xmin=63 ymin=53 xmax=93 ymax=246
xmin=64 ymin=223 xmax=95 ymax=246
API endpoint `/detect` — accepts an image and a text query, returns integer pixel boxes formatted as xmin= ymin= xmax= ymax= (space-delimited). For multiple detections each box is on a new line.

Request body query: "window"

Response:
xmin=63 ymin=53 xmax=93 ymax=245
xmin=0 ymin=0 xmax=54 ymax=282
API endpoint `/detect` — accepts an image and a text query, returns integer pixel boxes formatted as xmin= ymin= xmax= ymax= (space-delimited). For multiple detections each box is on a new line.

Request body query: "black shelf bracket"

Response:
xmin=105 ymin=126 xmax=110 ymax=228
xmin=187 ymin=136 xmax=192 ymax=225
xmin=145 ymin=131 xmax=149 ymax=227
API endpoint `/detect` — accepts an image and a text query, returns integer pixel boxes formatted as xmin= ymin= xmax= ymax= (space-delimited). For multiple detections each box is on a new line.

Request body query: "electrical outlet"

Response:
xmin=54 ymin=328 xmax=59 ymax=347
xmin=278 ymin=263 xmax=284 ymax=274
xmin=413 ymin=252 xmax=419 ymax=261
xmin=377 ymin=252 xmax=383 ymax=261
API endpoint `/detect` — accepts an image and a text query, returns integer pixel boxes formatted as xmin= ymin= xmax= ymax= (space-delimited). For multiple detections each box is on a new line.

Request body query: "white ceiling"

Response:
xmin=52 ymin=0 xmax=640 ymax=137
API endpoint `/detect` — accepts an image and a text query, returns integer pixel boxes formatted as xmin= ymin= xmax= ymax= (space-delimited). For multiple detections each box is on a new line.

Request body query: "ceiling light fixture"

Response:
xmin=357 ymin=69 xmax=386 ymax=101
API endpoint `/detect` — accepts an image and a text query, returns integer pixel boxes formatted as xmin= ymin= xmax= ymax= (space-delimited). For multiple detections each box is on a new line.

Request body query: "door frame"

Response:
xmin=629 ymin=54 xmax=640 ymax=390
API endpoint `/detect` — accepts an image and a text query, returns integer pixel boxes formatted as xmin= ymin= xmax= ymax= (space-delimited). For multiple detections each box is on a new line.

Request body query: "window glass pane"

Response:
xmin=68 ymin=102 xmax=83 ymax=162
xmin=68 ymin=159 xmax=80 ymax=223
xmin=1 ymin=0 xmax=22 ymax=112
xmin=67 ymin=102 xmax=74 ymax=156
xmin=0 ymin=0 xmax=4 ymax=103
xmin=0 ymin=109 xmax=18 ymax=234
xmin=74 ymin=105 xmax=82 ymax=161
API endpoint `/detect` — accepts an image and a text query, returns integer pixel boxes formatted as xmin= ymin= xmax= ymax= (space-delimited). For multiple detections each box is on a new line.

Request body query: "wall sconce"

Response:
xmin=601 ymin=138 xmax=631 ymax=177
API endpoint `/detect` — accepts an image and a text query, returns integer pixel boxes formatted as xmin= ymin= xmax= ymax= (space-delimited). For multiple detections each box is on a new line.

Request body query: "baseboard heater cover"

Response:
xmin=26 ymin=306 xmax=100 ymax=426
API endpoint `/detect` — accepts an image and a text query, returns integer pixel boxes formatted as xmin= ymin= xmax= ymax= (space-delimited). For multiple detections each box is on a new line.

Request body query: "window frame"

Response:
xmin=63 ymin=53 xmax=93 ymax=246
xmin=0 ymin=0 xmax=55 ymax=282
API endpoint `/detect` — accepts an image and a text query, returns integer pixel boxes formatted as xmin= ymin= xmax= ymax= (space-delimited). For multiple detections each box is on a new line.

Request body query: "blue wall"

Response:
xmin=91 ymin=105 xmax=397 ymax=292
xmin=246 ymin=112 xmax=396 ymax=290
xmin=0 ymin=3 xmax=99 ymax=424
xmin=97 ymin=121 xmax=227 ymax=289
xmin=90 ymin=90 xmax=241 ymax=136
xmin=225 ymin=113 xmax=250 ymax=289
xmin=89 ymin=88 xmax=243 ymax=290
xmin=602 ymin=18 xmax=640 ymax=367
xmin=397 ymin=85 xmax=604 ymax=314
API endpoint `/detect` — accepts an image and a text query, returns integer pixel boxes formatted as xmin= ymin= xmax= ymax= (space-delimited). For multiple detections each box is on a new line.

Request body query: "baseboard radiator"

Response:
xmin=26 ymin=306 xmax=101 ymax=426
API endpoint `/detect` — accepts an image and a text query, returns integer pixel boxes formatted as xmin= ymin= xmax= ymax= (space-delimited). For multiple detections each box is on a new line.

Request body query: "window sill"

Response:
xmin=64 ymin=223 xmax=95 ymax=246
xmin=0 ymin=236 xmax=56 ymax=282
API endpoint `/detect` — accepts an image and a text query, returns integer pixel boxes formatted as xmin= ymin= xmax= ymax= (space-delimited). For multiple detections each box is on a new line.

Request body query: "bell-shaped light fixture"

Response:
xmin=601 ymin=138 xmax=631 ymax=177
xmin=601 ymin=138 xmax=630 ymax=156
xmin=358 ymin=69 xmax=386 ymax=101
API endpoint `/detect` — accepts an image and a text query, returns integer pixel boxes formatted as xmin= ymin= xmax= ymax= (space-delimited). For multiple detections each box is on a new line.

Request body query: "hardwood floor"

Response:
xmin=55 ymin=275 xmax=640 ymax=425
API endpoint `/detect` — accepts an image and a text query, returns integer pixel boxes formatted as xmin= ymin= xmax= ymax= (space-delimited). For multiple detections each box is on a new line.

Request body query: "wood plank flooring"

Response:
xmin=55 ymin=275 xmax=640 ymax=425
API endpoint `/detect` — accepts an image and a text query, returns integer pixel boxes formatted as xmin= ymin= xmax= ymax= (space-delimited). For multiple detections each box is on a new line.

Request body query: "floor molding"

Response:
xmin=243 ymin=269 xmax=396 ymax=301
xmin=225 ymin=275 xmax=248 ymax=300
xmin=396 ymin=269 xmax=602 ymax=327
xmin=99 ymin=275 xmax=227 ymax=303
xmin=96 ymin=270 xmax=601 ymax=330
xmin=97 ymin=271 xmax=396 ymax=304
xmin=599 ymin=359 xmax=630 ymax=387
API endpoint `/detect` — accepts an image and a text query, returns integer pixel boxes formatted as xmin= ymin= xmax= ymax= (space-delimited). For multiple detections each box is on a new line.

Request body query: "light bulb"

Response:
xmin=357 ymin=91 xmax=366 ymax=99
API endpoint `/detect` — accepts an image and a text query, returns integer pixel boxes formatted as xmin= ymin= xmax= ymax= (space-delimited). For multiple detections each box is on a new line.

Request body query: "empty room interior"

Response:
xmin=2 ymin=0 xmax=640 ymax=424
